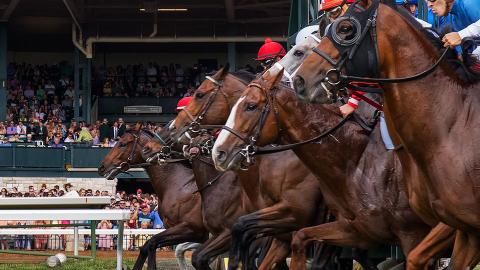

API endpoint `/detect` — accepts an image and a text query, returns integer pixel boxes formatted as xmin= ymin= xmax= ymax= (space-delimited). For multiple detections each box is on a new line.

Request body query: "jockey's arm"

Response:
xmin=458 ymin=19 xmax=480 ymax=40
xmin=443 ymin=19 xmax=480 ymax=47
xmin=339 ymin=91 xmax=365 ymax=118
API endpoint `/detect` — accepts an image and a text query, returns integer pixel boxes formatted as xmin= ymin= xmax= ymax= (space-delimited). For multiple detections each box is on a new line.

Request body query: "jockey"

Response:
xmin=429 ymin=0 xmax=480 ymax=74
xmin=256 ymin=38 xmax=286 ymax=70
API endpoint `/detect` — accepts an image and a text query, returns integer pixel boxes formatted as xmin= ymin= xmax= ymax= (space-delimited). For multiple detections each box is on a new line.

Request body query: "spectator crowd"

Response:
xmin=0 ymin=184 xmax=164 ymax=251
xmin=96 ymin=63 xmax=206 ymax=98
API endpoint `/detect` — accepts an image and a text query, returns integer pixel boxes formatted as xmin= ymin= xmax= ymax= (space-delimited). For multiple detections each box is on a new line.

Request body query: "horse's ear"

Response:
xmin=357 ymin=0 xmax=373 ymax=8
xmin=214 ymin=63 xmax=230 ymax=80
xmin=134 ymin=122 xmax=142 ymax=131
xmin=262 ymin=66 xmax=284 ymax=90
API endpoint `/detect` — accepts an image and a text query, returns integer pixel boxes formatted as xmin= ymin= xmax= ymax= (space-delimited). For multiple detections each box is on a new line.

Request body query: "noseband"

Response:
xmin=313 ymin=0 xmax=450 ymax=92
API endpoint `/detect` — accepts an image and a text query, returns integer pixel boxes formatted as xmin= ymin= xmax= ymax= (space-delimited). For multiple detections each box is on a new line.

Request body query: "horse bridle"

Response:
xmin=220 ymin=83 xmax=353 ymax=162
xmin=279 ymin=34 xmax=322 ymax=87
xmin=174 ymin=76 xmax=231 ymax=141
xmin=219 ymin=82 xmax=284 ymax=164
xmin=117 ymin=130 xmax=153 ymax=172
xmin=313 ymin=0 xmax=450 ymax=93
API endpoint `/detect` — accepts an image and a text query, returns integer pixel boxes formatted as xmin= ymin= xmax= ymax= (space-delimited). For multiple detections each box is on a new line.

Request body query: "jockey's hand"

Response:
xmin=339 ymin=104 xmax=356 ymax=118
xmin=442 ymin=32 xmax=462 ymax=48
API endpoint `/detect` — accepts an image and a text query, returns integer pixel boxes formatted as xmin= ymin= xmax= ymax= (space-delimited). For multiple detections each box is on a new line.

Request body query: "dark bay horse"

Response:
xmin=143 ymin=136 xmax=297 ymax=270
xmin=292 ymin=0 xmax=479 ymax=268
xmin=167 ymin=66 xmax=355 ymax=270
xmin=211 ymin=67 xmax=436 ymax=269
xmin=99 ymin=127 xmax=208 ymax=270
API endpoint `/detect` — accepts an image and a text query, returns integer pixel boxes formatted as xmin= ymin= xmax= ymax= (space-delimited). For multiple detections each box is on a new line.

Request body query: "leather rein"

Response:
xmin=313 ymin=1 xmax=450 ymax=93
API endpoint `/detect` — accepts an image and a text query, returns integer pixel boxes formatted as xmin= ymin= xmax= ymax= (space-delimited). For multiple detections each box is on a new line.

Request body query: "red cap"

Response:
xmin=136 ymin=188 xmax=142 ymax=193
xmin=256 ymin=38 xmax=286 ymax=61
xmin=320 ymin=0 xmax=355 ymax=11
xmin=176 ymin=97 xmax=192 ymax=111
xmin=140 ymin=203 xmax=148 ymax=209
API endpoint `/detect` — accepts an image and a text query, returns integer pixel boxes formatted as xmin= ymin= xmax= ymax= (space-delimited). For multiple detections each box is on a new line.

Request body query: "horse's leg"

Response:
xmin=251 ymin=236 xmax=273 ymax=269
xmin=140 ymin=224 xmax=207 ymax=270
xmin=447 ymin=230 xmax=480 ymax=270
xmin=290 ymin=221 xmax=367 ymax=270
xmin=405 ymin=223 xmax=455 ymax=270
xmin=229 ymin=203 xmax=298 ymax=270
xmin=176 ymin=242 xmax=202 ymax=270
xmin=257 ymin=238 xmax=290 ymax=270
xmin=192 ymin=231 xmax=231 ymax=270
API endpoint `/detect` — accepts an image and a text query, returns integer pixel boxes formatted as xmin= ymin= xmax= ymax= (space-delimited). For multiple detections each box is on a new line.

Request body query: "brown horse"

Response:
xmin=211 ymin=67 xmax=436 ymax=269
xmin=143 ymin=136 xmax=296 ymax=270
xmin=292 ymin=0 xmax=479 ymax=268
xmin=99 ymin=126 xmax=208 ymax=270
xmin=168 ymin=66 xmax=364 ymax=270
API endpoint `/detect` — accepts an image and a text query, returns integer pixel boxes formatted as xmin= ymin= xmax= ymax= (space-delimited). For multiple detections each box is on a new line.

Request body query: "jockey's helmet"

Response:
xmin=295 ymin=25 xmax=320 ymax=46
xmin=319 ymin=0 xmax=355 ymax=11
xmin=176 ymin=96 xmax=192 ymax=111
xmin=256 ymin=38 xmax=286 ymax=61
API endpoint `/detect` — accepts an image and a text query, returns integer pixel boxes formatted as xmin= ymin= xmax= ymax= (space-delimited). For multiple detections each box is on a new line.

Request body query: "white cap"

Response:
xmin=295 ymin=25 xmax=320 ymax=46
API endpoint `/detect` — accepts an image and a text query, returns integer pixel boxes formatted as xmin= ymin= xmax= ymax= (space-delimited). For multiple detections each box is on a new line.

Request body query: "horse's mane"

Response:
xmin=381 ymin=1 xmax=456 ymax=59
xmin=230 ymin=70 xmax=257 ymax=84
xmin=379 ymin=0 xmax=476 ymax=83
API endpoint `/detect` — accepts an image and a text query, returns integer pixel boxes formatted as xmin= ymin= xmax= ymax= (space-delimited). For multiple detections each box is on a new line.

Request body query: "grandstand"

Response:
xmin=0 ymin=1 xmax=292 ymax=264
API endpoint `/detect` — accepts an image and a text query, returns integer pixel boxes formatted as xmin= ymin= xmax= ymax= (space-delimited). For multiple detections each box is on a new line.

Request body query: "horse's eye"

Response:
xmin=118 ymin=142 xmax=126 ymax=147
xmin=339 ymin=25 xmax=352 ymax=34
xmin=195 ymin=92 xmax=205 ymax=99
xmin=246 ymin=103 xmax=257 ymax=111
xmin=293 ymin=50 xmax=304 ymax=57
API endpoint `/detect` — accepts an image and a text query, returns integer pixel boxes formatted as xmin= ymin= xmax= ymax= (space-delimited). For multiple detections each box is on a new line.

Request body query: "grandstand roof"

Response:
xmin=1 ymin=0 xmax=290 ymax=51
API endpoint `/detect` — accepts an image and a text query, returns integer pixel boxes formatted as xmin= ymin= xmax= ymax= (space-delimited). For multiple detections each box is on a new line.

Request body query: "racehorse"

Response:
xmin=99 ymin=125 xmax=208 ymax=270
xmin=211 ymin=67 xmax=436 ymax=270
xmin=277 ymin=34 xmax=322 ymax=87
xmin=167 ymin=66 xmax=362 ymax=270
xmin=143 ymin=135 xmax=295 ymax=270
xmin=292 ymin=0 xmax=479 ymax=268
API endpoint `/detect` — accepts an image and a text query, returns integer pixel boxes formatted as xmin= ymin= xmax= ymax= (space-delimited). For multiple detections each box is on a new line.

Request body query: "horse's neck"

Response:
xmin=278 ymin=91 xmax=370 ymax=210
xmin=145 ymin=163 xmax=186 ymax=203
xmin=191 ymin=158 xmax=218 ymax=191
xmin=378 ymin=10 xmax=480 ymax=158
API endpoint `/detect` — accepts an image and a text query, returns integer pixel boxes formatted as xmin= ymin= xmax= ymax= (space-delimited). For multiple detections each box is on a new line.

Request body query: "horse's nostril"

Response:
xmin=293 ymin=76 xmax=306 ymax=95
xmin=216 ymin=150 xmax=227 ymax=163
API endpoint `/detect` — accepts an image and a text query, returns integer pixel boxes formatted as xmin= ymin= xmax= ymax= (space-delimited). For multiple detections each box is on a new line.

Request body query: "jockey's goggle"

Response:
xmin=325 ymin=6 xmax=343 ymax=20
xmin=260 ymin=58 xmax=277 ymax=69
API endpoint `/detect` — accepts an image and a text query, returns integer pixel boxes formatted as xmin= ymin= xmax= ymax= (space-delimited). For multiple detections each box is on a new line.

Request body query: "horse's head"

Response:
xmin=98 ymin=124 xmax=151 ymax=180
xmin=293 ymin=0 xmax=381 ymax=103
xmin=212 ymin=67 xmax=284 ymax=171
xmin=141 ymin=126 xmax=173 ymax=162
xmin=276 ymin=34 xmax=321 ymax=86
xmin=171 ymin=63 xmax=250 ymax=145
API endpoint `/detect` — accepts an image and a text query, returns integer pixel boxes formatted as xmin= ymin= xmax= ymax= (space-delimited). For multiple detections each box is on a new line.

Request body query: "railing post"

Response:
xmin=116 ymin=221 xmax=124 ymax=270
xmin=73 ymin=221 xmax=79 ymax=257
xmin=90 ymin=220 xmax=97 ymax=259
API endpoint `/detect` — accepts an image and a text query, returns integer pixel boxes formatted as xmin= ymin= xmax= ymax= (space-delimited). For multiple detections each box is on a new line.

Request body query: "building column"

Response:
xmin=84 ymin=59 xmax=92 ymax=124
xmin=73 ymin=48 xmax=80 ymax=120
xmin=0 ymin=23 xmax=7 ymax=121
xmin=227 ymin=42 xmax=236 ymax=72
